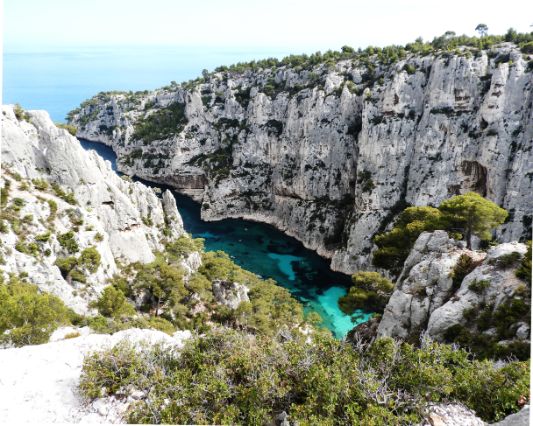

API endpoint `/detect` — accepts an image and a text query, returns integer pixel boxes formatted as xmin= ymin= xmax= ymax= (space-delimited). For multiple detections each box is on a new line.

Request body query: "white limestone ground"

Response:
xmin=72 ymin=43 xmax=532 ymax=274
xmin=0 ymin=328 xmax=191 ymax=424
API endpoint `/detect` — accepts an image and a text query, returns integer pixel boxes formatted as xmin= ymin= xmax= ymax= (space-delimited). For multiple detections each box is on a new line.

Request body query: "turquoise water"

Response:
xmin=79 ymin=139 xmax=373 ymax=337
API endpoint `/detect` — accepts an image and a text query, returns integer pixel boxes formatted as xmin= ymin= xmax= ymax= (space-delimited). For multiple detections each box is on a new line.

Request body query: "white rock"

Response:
xmin=71 ymin=45 xmax=532 ymax=274
xmin=0 ymin=328 xmax=191 ymax=424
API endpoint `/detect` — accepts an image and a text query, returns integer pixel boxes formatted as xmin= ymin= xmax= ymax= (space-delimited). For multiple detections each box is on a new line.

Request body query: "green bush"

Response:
xmin=58 ymin=231 xmax=79 ymax=253
xmin=199 ymin=251 xmax=304 ymax=335
xmin=165 ymin=235 xmax=204 ymax=260
xmin=132 ymin=102 xmax=188 ymax=143
xmin=92 ymin=286 xmax=135 ymax=318
xmin=132 ymin=257 xmax=187 ymax=317
xmin=51 ymin=183 xmax=77 ymax=205
xmin=374 ymin=194 xmax=508 ymax=273
xmin=13 ymin=104 xmax=30 ymax=121
xmin=0 ymin=274 xmax=74 ymax=346
xmin=1 ymin=179 xmax=11 ymax=207
xmin=516 ymin=241 xmax=531 ymax=285
xmin=56 ymin=123 xmax=77 ymax=136
xmin=55 ymin=256 xmax=78 ymax=276
xmin=489 ymin=251 xmax=522 ymax=269
xmin=32 ymin=178 xmax=49 ymax=191
xmin=78 ymin=246 xmax=101 ymax=273
xmin=451 ymin=254 xmax=476 ymax=290
xmin=79 ymin=330 xmax=529 ymax=424
xmin=468 ymin=279 xmax=490 ymax=294
xmin=47 ymin=199 xmax=58 ymax=222
xmin=439 ymin=192 xmax=507 ymax=249
xmin=35 ymin=230 xmax=52 ymax=242
xmin=373 ymin=206 xmax=443 ymax=272
xmin=339 ymin=271 xmax=394 ymax=313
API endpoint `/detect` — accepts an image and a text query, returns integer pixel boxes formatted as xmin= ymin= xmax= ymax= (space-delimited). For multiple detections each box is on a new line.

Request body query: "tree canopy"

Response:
xmin=439 ymin=192 xmax=508 ymax=249
xmin=373 ymin=193 xmax=508 ymax=272
xmin=338 ymin=271 xmax=394 ymax=314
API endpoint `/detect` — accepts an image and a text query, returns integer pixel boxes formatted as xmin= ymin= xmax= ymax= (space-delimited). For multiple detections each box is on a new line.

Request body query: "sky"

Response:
xmin=4 ymin=0 xmax=533 ymax=53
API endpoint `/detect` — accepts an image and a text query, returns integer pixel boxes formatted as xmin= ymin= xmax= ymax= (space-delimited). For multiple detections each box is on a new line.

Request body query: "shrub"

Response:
xmin=78 ymin=246 xmax=101 ymax=273
xmin=12 ymin=197 xmax=26 ymax=211
xmin=35 ymin=230 xmax=51 ymax=242
xmin=520 ymin=41 xmax=533 ymax=54
xmin=32 ymin=178 xmax=49 ymax=191
xmin=199 ymin=251 xmax=304 ymax=335
xmin=439 ymin=192 xmax=507 ymax=249
xmin=373 ymin=206 xmax=443 ymax=272
xmin=403 ymin=63 xmax=416 ymax=74
xmin=450 ymin=254 xmax=476 ymax=290
xmin=51 ymin=183 xmax=77 ymax=205
xmin=165 ymin=235 xmax=204 ymax=260
xmin=339 ymin=271 xmax=394 ymax=313
xmin=515 ymin=241 xmax=531 ymax=285
xmin=47 ymin=199 xmax=58 ymax=222
xmin=1 ymin=179 xmax=11 ymax=207
xmin=374 ymin=194 xmax=508 ymax=272
xmin=132 ymin=102 xmax=188 ymax=143
xmin=79 ymin=330 xmax=529 ymax=425
xmin=92 ymin=286 xmax=135 ymax=318
xmin=0 ymin=275 xmax=74 ymax=346
xmin=489 ymin=251 xmax=522 ymax=269
xmin=56 ymin=123 xmax=77 ymax=136
xmin=55 ymin=256 xmax=78 ymax=276
xmin=468 ymin=279 xmax=490 ymax=294
xmin=58 ymin=231 xmax=79 ymax=253
xmin=13 ymin=104 xmax=30 ymax=121
xmin=132 ymin=257 xmax=187 ymax=317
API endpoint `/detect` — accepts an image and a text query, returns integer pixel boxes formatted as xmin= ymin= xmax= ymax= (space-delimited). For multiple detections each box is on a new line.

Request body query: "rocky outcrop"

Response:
xmin=377 ymin=231 xmax=529 ymax=346
xmin=0 ymin=327 xmax=191 ymax=424
xmin=492 ymin=406 xmax=530 ymax=426
xmin=420 ymin=403 xmax=484 ymax=426
xmin=0 ymin=105 xmax=187 ymax=312
xmin=70 ymin=43 xmax=532 ymax=273
xmin=212 ymin=280 xmax=250 ymax=309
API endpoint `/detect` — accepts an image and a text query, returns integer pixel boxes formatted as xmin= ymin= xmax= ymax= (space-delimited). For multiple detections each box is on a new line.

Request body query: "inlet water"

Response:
xmin=80 ymin=139 xmax=373 ymax=337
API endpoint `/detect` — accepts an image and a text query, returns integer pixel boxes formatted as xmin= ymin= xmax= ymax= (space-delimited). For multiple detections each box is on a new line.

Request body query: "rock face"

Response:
xmin=212 ymin=280 xmax=250 ymax=309
xmin=492 ymin=406 xmax=530 ymax=426
xmin=70 ymin=43 xmax=532 ymax=273
xmin=1 ymin=105 xmax=186 ymax=312
xmin=377 ymin=231 xmax=529 ymax=346
xmin=420 ymin=403 xmax=485 ymax=426
xmin=0 ymin=328 xmax=191 ymax=424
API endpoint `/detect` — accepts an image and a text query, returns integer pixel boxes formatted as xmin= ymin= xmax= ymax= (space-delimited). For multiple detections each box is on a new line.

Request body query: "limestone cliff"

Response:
xmin=377 ymin=230 xmax=530 ymax=352
xmin=1 ymin=105 xmax=186 ymax=313
xmin=69 ymin=42 xmax=533 ymax=273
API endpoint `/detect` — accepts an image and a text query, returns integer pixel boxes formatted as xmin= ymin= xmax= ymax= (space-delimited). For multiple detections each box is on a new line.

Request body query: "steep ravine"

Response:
xmin=70 ymin=42 xmax=533 ymax=274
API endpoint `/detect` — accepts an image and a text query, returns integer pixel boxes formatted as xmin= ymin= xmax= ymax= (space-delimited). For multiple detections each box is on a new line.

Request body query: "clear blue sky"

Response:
xmin=4 ymin=0 xmax=533 ymax=52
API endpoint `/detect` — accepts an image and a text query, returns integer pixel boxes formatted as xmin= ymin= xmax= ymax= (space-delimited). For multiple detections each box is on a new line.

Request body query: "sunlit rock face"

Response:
xmin=71 ymin=43 xmax=532 ymax=273
xmin=1 ymin=105 xmax=186 ymax=312
xmin=377 ymin=230 xmax=529 ymax=346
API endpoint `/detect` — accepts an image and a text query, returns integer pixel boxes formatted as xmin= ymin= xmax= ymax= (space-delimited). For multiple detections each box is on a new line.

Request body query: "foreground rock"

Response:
xmin=0 ymin=328 xmax=191 ymax=424
xmin=377 ymin=231 xmax=529 ymax=349
xmin=421 ymin=403 xmax=484 ymax=426
xmin=1 ymin=105 xmax=186 ymax=312
xmin=492 ymin=406 xmax=530 ymax=426
xmin=71 ymin=43 xmax=532 ymax=273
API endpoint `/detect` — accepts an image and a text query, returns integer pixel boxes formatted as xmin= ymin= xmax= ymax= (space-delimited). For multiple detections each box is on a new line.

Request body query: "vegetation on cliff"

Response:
xmin=373 ymin=193 xmax=508 ymax=273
